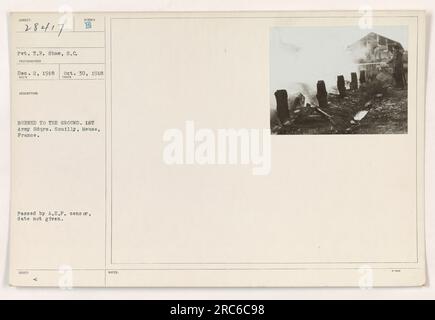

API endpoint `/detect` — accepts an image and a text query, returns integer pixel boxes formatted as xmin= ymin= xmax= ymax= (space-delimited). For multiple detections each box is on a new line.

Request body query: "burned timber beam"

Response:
xmin=359 ymin=70 xmax=366 ymax=84
xmin=350 ymin=72 xmax=358 ymax=90
xmin=316 ymin=80 xmax=328 ymax=108
xmin=274 ymin=89 xmax=290 ymax=124
xmin=337 ymin=75 xmax=346 ymax=97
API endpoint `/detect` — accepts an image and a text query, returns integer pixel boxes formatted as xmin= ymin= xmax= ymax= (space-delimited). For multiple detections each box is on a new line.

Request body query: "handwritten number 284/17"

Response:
xmin=24 ymin=22 xmax=65 ymax=37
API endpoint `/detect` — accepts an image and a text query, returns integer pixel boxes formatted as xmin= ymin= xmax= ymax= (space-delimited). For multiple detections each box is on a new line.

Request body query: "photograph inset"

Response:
xmin=270 ymin=27 xmax=408 ymax=135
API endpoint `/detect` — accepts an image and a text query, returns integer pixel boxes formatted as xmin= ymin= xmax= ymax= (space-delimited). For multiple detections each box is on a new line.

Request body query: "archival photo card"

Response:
xmin=8 ymin=11 xmax=426 ymax=287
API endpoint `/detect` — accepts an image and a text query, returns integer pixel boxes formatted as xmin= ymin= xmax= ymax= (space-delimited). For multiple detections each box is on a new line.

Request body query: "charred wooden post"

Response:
xmin=359 ymin=70 xmax=366 ymax=84
xmin=316 ymin=80 xmax=328 ymax=108
xmin=337 ymin=75 xmax=346 ymax=97
xmin=350 ymin=72 xmax=358 ymax=90
xmin=274 ymin=89 xmax=290 ymax=124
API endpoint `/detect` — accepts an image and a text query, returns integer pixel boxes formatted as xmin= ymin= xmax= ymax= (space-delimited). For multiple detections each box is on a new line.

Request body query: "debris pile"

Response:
xmin=271 ymin=69 xmax=407 ymax=135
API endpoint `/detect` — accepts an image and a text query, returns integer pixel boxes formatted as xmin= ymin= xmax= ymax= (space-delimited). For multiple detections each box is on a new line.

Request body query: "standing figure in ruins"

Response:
xmin=390 ymin=45 xmax=404 ymax=89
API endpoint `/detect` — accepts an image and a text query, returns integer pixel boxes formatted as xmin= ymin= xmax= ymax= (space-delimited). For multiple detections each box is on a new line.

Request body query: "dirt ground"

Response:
xmin=274 ymin=84 xmax=408 ymax=135
xmin=350 ymin=88 xmax=407 ymax=134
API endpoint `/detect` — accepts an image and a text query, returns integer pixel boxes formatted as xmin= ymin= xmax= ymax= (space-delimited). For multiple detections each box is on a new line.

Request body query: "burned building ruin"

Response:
xmin=271 ymin=32 xmax=408 ymax=135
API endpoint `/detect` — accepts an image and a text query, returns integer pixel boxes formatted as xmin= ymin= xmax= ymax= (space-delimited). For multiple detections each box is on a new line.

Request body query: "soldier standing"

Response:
xmin=390 ymin=45 xmax=404 ymax=89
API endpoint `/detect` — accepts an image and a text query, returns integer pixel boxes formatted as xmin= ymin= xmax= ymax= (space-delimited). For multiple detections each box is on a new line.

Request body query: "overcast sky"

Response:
xmin=270 ymin=26 xmax=408 ymax=107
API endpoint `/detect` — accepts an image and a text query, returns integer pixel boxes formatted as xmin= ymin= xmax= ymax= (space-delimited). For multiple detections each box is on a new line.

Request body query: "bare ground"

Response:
xmin=274 ymin=85 xmax=407 ymax=135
